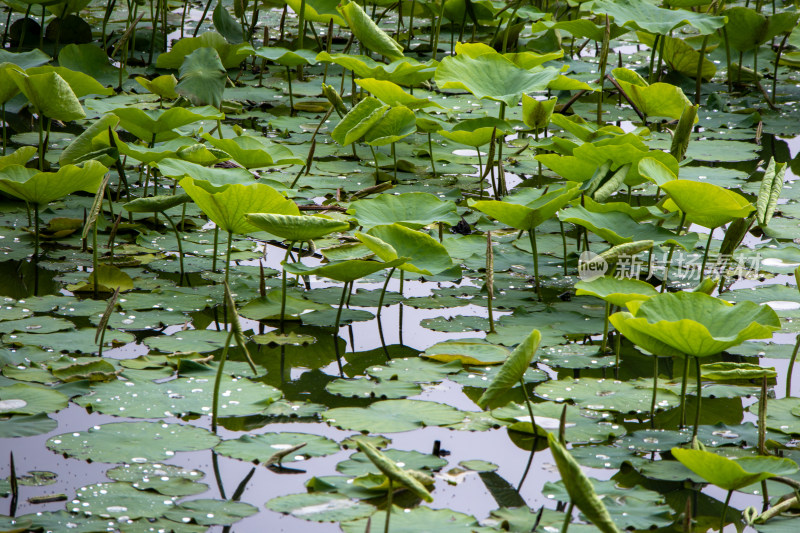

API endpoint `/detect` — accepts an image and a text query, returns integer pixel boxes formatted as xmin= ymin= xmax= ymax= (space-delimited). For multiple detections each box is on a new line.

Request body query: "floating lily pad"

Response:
xmin=164 ymin=499 xmax=258 ymax=526
xmin=70 ymin=482 xmax=176 ymax=519
xmin=215 ymin=432 xmax=340 ymax=464
xmin=538 ymin=344 xmax=615 ymax=369
xmin=0 ymin=383 xmax=68 ymax=415
xmin=341 ymin=506 xmax=480 ymax=532
xmin=535 ymin=377 xmax=681 ymax=414
xmin=336 ymin=448 xmax=447 ymax=476
xmin=144 ymin=329 xmax=236 ymax=353
xmin=0 ymin=413 xmax=57 ymax=438
xmin=266 ymin=493 xmax=376 ymax=522
xmin=323 ymin=399 xmax=464 ymax=433
xmin=422 ymin=339 xmax=510 ymax=365
xmin=47 ymin=421 xmax=220 ymax=463
xmin=325 ymin=377 xmax=421 ymax=399
xmin=106 ymin=463 xmax=207 ymax=496
xmin=2 ymin=328 xmax=135 ymax=354
xmin=366 ymin=358 xmax=463 ymax=383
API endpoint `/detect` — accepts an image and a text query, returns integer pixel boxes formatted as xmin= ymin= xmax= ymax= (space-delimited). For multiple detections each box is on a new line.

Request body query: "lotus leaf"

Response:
xmin=156 ymin=31 xmax=253 ymax=69
xmin=671 ymin=448 xmax=798 ymax=491
xmin=348 ymin=192 xmax=459 ymax=229
xmin=0 ymin=383 xmax=68 ymax=415
xmin=660 ymin=179 xmax=754 ymax=229
xmin=471 ymin=184 xmax=580 ymax=230
xmin=245 ymin=213 xmax=349 ymax=241
xmin=355 ymin=223 xmax=453 ymax=275
xmin=611 ymin=68 xmax=693 ymax=121
xmin=338 ymin=1 xmax=404 ymax=60
xmin=315 ymin=52 xmax=437 ymax=86
xmin=323 ymin=399 xmax=464 ymax=432
xmin=106 ymin=463 xmax=207 ymax=496
xmin=477 ymin=329 xmax=541 ymax=409
xmin=331 ymin=96 xmax=389 ymax=146
xmin=575 ymin=276 xmax=659 ymax=307
xmin=355 ymin=78 xmax=443 ymax=109
xmin=112 ymin=106 xmax=223 ymax=143
xmin=135 ymin=74 xmax=179 ymax=100
xmin=285 ymin=0 xmax=346 ymax=25
xmin=326 ymin=377 xmax=420 ymax=399
xmin=202 ymin=133 xmax=303 ymax=167
xmin=7 ymin=70 xmax=84 ymax=122
xmin=341 ymin=506 xmax=480 ymax=533
xmin=422 ymin=339 xmax=510 ymax=365
xmin=176 ymin=47 xmax=226 ymax=108
xmin=215 ymin=432 xmax=339 ymax=463
xmin=283 ymin=257 xmax=408 ymax=283
xmin=590 ymin=0 xmax=726 ymax=35
xmin=0 ymin=413 xmax=57 ymax=438
xmin=266 ymin=493 xmax=376 ymax=522
xmin=0 ymin=160 xmax=106 ymax=206
xmin=70 ymin=482 xmax=177 ymax=519
xmin=25 ymin=65 xmax=113 ymax=98
xmin=164 ymin=499 xmax=258 ymax=526
xmin=364 ymin=106 xmax=417 ymax=146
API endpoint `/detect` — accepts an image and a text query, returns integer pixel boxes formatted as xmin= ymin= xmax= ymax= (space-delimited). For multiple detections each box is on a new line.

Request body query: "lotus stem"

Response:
xmin=212 ymin=226 xmax=219 ymax=273
xmin=37 ymin=112 xmax=44 ymax=170
xmin=693 ymin=355 xmax=702 ymax=440
xmin=162 ymin=212 xmax=184 ymax=286
xmin=614 ymin=331 xmax=621 ymax=379
xmin=559 ymin=220 xmax=568 ymax=275
xmin=286 ymin=66 xmax=295 ymax=115
xmin=601 ymin=301 xmax=610 ymax=354
xmin=2 ymin=103 xmax=6 ymax=155
xmin=431 ymin=0 xmax=445 ymax=60
xmin=528 ymin=229 xmax=542 ymax=301
xmin=773 ymin=33 xmax=789 ymax=106
xmin=596 ymin=15 xmax=610 ymax=125
xmin=487 ymin=230 xmax=496 ymax=334
xmin=391 ymin=142 xmax=398 ymax=183
xmin=193 ymin=0 xmax=214 ymax=37
xmin=224 ymin=230 xmax=233 ymax=288
xmin=384 ymin=478 xmax=393 ymax=533
xmin=211 ymin=328 xmax=235 ymax=433
xmin=398 ymin=270 xmax=405 ymax=346
xmin=648 ymin=34 xmax=660 ymax=83
xmin=33 ymin=203 xmax=40 ymax=296
xmin=700 ymin=228 xmax=715 ymax=283
xmin=280 ymin=241 xmax=295 ymax=334
xmin=720 ymin=489 xmax=733 ymax=532
xmin=501 ymin=0 xmax=522 ymax=53
xmin=92 ymin=218 xmax=99 ymax=300
xmin=695 ymin=35 xmax=710 ymax=104
xmin=561 ymin=501 xmax=574 ymax=533
xmin=679 ymin=355 xmax=689 ymax=429
xmin=786 ymin=334 xmax=800 ymax=397
xmin=517 ymin=378 xmax=538 ymax=491
xmin=650 ymin=355 xmax=658 ymax=429
xmin=377 ymin=267 xmax=396 ymax=320
xmin=333 ymin=281 xmax=351 ymax=377
xmin=758 ymin=375 xmax=768 ymax=454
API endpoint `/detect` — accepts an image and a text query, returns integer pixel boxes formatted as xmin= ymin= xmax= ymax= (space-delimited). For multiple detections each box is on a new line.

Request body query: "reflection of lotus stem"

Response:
xmin=427 ymin=133 xmax=437 ymax=178
xmin=528 ymin=229 xmax=542 ymax=301
xmin=398 ymin=270 xmax=405 ymax=346
xmin=679 ymin=356 xmax=689 ymax=429
xmin=211 ymin=328 xmax=235 ymax=433
xmin=162 ymin=212 xmax=185 ymax=285
xmin=333 ymin=281 xmax=351 ymax=376
xmin=559 ymin=220 xmax=567 ymax=275
xmin=286 ymin=66 xmax=294 ymax=115
xmin=377 ymin=267 xmax=396 ymax=320
xmin=279 ymin=241 xmax=295 ymax=334
xmin=517 ymin=378 xmax=537 ymax=491
xmin=211 ymin=451 xmax=226 ymax=499
xmin=650 ymin=356 xmax=658 ymax=429
xmin=487 ymin=230 xmax=495 ymax=334
xmin=693 ymin=355 xmax=702 ymax=439
xmin=614 ymin=331 xmax=621 ymax=379
xmin=786 ymin=334 xmax=800 ymax=397
xmin=699 ymin=229 xmax=715 ymax=283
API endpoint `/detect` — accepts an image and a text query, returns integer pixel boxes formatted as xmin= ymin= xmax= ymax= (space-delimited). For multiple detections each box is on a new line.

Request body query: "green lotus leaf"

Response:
xmin=435 ymin=52 xmax=560 ymax=106
xmin=609 ymin=292 xmax=781 ymax=358
xmin=156 ymin=31 xmax=253 ymax=69
xmin=252 ymin=46 xmax=318 ymax=67
xmin=530 ymin=18 xmax=630 ymax=42
xmin=326 ymin=377 xmax=421 ymax=399
xmin=364 ymin=105 xmax=417 ymax=146
xmin=59 ymin=113 xmax=120 ymax=166
xmin=47 ymin=421 xmax=220 ymax=463
xmin=611 ymin=68 xmax=693 ymax=121
xmin=283 ymin=257 xmax=408 ymax=283
xmin=355 ymin=223 xmax=453 ymax=275
xmin=322 ymin=399 xmax=465 ymax=433
xmin=355 ymin=78 xmax=443 ymax=109
xmin=180 ymin=176 xmax=299 ymax=234
xmin=71 ymin=264 xmax=134 ymax=293
xmin=559 ymin=205 xmax=698 ymax=249
xmin=124 ymin=193 xmax=190 ymax=213
xmin=245 ymin=213 xmax=349 ymax=241
xmin=58 ymin=43 xmax=123 ymax=87
xmin=201 ymin=133 xmax=303 ymax=167
xmin=354 ymin=439 xmax=433 ymax=502
xmin=267 ymin=493 xmax=376 ymax=522
xmin=315 ymin=52 xmax=437 ymax=86
xmin=285 ymin=0 xmax=346 ymax=25
xmin=0 ymin=49 xmax=50 ymax=69
xmin=437 ymin=117 xmax=513 ymax=147
xmin=757 ymin=157 xmax=786 ymax=228
xmin=421 ymin=339 xmax=510 ymax=365
xmin=337 ymin=447 xmax=446 ymax=475
xmin=331 ymin=96 xmax=390 ymax=146
xmin=470 ymin=184 xmax=580 ymax=230
xmin=159 ymin=158 xmax=256 ymax=185
xmin=660 ymin=179 xmax=754 ymax=229
xmin=548 ymin=433 xmax=622 ymax=533
xmin=521 ymin=95 xmax=557 ymax=130
xmin=0 ymin=160 xmax=106 ymax=206
xmin=26 ymin=65 xmax=112 ymax=98
xmin=69 ymin=482 xmax=177 ymax=519
xmin=175 ymin=47 xmax=226 ymax=109
xmin=0 ymin=383 xmax=68 ymax=415
xmin=671 ymin=448 xmax=798 ymax=491
xmin=0 ymin=413 xmax=57 ymax=438
xmin=724 ymin=7 xmax=799 ymax=52
xmin=341 ymin=506 xmax=480 ymax=533
xmin=536 ymin=377 xmax=680 ymax=413
xmin=636 ymin=32 xmax=716 ymax=80
xmin=239 ymin=289 xmax=330 ymax=321
xmin=348 ymin=192 xmax=459 ymax=229
xmin=575 ymin=276 xmax=659 ymax=307
xmin=590 ymin=0 xmax=726 ymax=35
xmin=0 ymin=63 xmax=23 ymax=104
xmin=700 ymin=362 xmax=778 ymax=381
xmin=215 ymin=432 xmax=340 ymax=463
xmin=550 ymin=113 xmax=627 ymax=142
xmin=106 ymin=463 xmax=206 ymax=496
xmin=164 ymin=499 xmax=258 ymax=526
xmin=638 ymin=157 xmax=677 ymax=186
xmin=112 ymin=105 xmax=224 ymax=143
xmin=477 ymin=329 xmax=541 ymax=410
xmin=338 ymin=0 xmax=404 ymax=61
xmin=7 ymin=70 xmax=85 ymax=122
xmin=135 ymin=74 xmax=179 ymax=99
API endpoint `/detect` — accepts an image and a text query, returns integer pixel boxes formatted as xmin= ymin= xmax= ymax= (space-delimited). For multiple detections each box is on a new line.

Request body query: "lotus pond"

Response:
xmin=3 ymin=0 xmax=800 ymax=532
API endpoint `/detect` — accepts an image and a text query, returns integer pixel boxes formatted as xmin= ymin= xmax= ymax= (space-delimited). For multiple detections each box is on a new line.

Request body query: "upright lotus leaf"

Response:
xmin=159 ymin=158 xmax=255 ymax=185
xmin=25 ymin=65 xmax=113 ymax=98
xmin=112 ymin=106 xmax=224 ymax=143
xmin=364 ymin=106 xmax=417 ymax=146
xmin=575 ymin=276 xmax=659 ymax=308
xmin=757 ymin=158 xmax=786 ymax=228
xmin=724 ymin=7 xmax=799 ymax=52
xmin=179 ymin=177 xmax=299 ymax=234
xmin=355 ymin=223 xmax=453 ymax=275
xmin=609 ymin=292 xmax=780 ymax=358
xmin=548 ymin=433 xmax=623 ymax=533
xmin=477 ymin=329 xmax=541 ymax=410
xmin=201 ymin=134 xmax=303 ymax=168
xmin=636 ymin=33 xmax=716 ymax=80
xmin=347 ymin=192 xmax=459 ymax=229
xmin=7 ymin=70 xmax=84 ymax=122
xmin=611 ymin=68 xmax=693 ymax=121
xmin=135 ymin=75 xmax=179 ymax=100
xmin=156 ymin=31 xmax=253 ymax=69
xmin=550 ymin=113 xmax=627 ymax=143
xmin=285 ymin=0 xmax=346 ymax=25
xmin=124 ymin=193 xmax=191 ymax=213
xmin=700 ymin=362 xmax=777 ymax=381
xmin=0 ymin=63 xmax=23 ymax=104
xmin=638 ymin=157 xmax=677 ymax=186
xmin=470 ymin=184 xmax=580 ymax=231
xmin=283 ymin=257 xmax=409 ymax=283
xmin=331 ymin=97 xmax=390 ymax=146
xmin=59 ymin=113 xmax=120 ymax=166
xmin=176 ymin=47 xmax=226 ymax=109
xmin=244 ymin=213 xmax=349 ymax=241
xmin=590 ymin=0 xmax=726 ymax=35
xmin=355 ymin=78 xmax=443 ymax=110
xmin=58 ymin=44 xmax=123 ymax=87
xmin=659 ymin=180 xmax=753 ymax=229
xmin=530 ymin=18 xmax=630 ymax=42
xmin=437 ymin=117 xmax=513 ymax=147
xmin=0 ymin=49 xmax=51 ymax=69
xmin=0 ymin=161 xmax=107 ymax=206
xmin=315 ymin=52 xmax=437 ymax=86
xmin=252 ymin=47 xmax=318 ymax=68
xmin=338 ymin=1 xmax=404 ymax=61
xmin=435 ymin=52 xmax=560 ymax=106
xmin=521 ymin=95 xmax=557 ymax=131
xmin=0 ymin=147 xmax=37 ymax=170
xmin=671 ymin=448 xmax=798 ymax=491
xmin=354 ymin=439 xmax=433 ymax=502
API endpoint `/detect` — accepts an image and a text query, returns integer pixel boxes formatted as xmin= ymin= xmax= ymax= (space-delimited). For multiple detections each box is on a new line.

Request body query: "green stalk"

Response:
xmin=529 ymin=228 xmax=542 ymax=301
xmin=370 ymin=145 xmax=380 ymax=176
xmin=427 ymin=132 xmax=437 ymax=178
xmin=286 ymin=66 xmax=294 ymax=115
xmin=431 ymin=0 xmax=445 ymax=60
xmin=92 ymin=218 xmax=99 ymax=300
xmin=398 ymin=270 xmax=405 ymax=346
xmin=391 ymin=142 xmax=397 ymax=182
xmin=384 ymin=478 xmax=393 ymax=533
xmin=516 ymin=377 xmax=537 ymax=491
xmin=561 ymin=501 xmax=575 ymax=533
xmin=212 ymin=226 xmax=219 ymax=273
xmin=773 ymin=34 xmax=789 ymax=105
xmin=786 ymin=334 xmax=800 ymax=397
xmin=648 ymin=34 xmax=660 ymax=83
xmin=559 ymin=220 xmax=568 ymax=275
xmin=601 ymin=301 xmax=610 ymax=354
xmin=758 ymin=376 xmax=768 ymax=455
xmin=193 ymin=0 xmax=215 ymax=37
xmin=376 ymin=267 xmax=396 ymax=320
xmin=279 ymin=241 xmax=295 ymax=334
xmin=693 ymin=355 xmax=702 ymax=439
xmin=695 ymin=35 xmax=710 ymax=104
xmin=596 ymin=15 xmax=610 ymax=125
xmin=487 ymin=230 xmax=495 ymax=334
xmin=332 ymin=281 xmax=351 ymax=376
xmin=37 ymin=111 xmax=44 ymax=170
xmin=614 ymin=329 xmax=621 ymax=379
xmin=162 ymin=212 xmax=185 ymax=285
xmin=501 ymin=0 xmax=522 ymax=53
xmin=2 ymin=103 xmax=6 ymax=155
xmin=211 ymin=328 xmax=235 ymax=433
xmin=650 ymin=355 xmax=658 ymax=429
xmin=33 ymin=203 xmax=40 ymax=296
xmin=407 ymin=0 xmax=416 ymax=47
xmin=700 ymin=228 xmax=715 ymax=282
xmin=679 ymin=355 xmax=689 ymax=429
xmin=719 ymin=490 xmax=733 ymax=533
xmin=224 ymin=230 xmax=233 ymax=286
